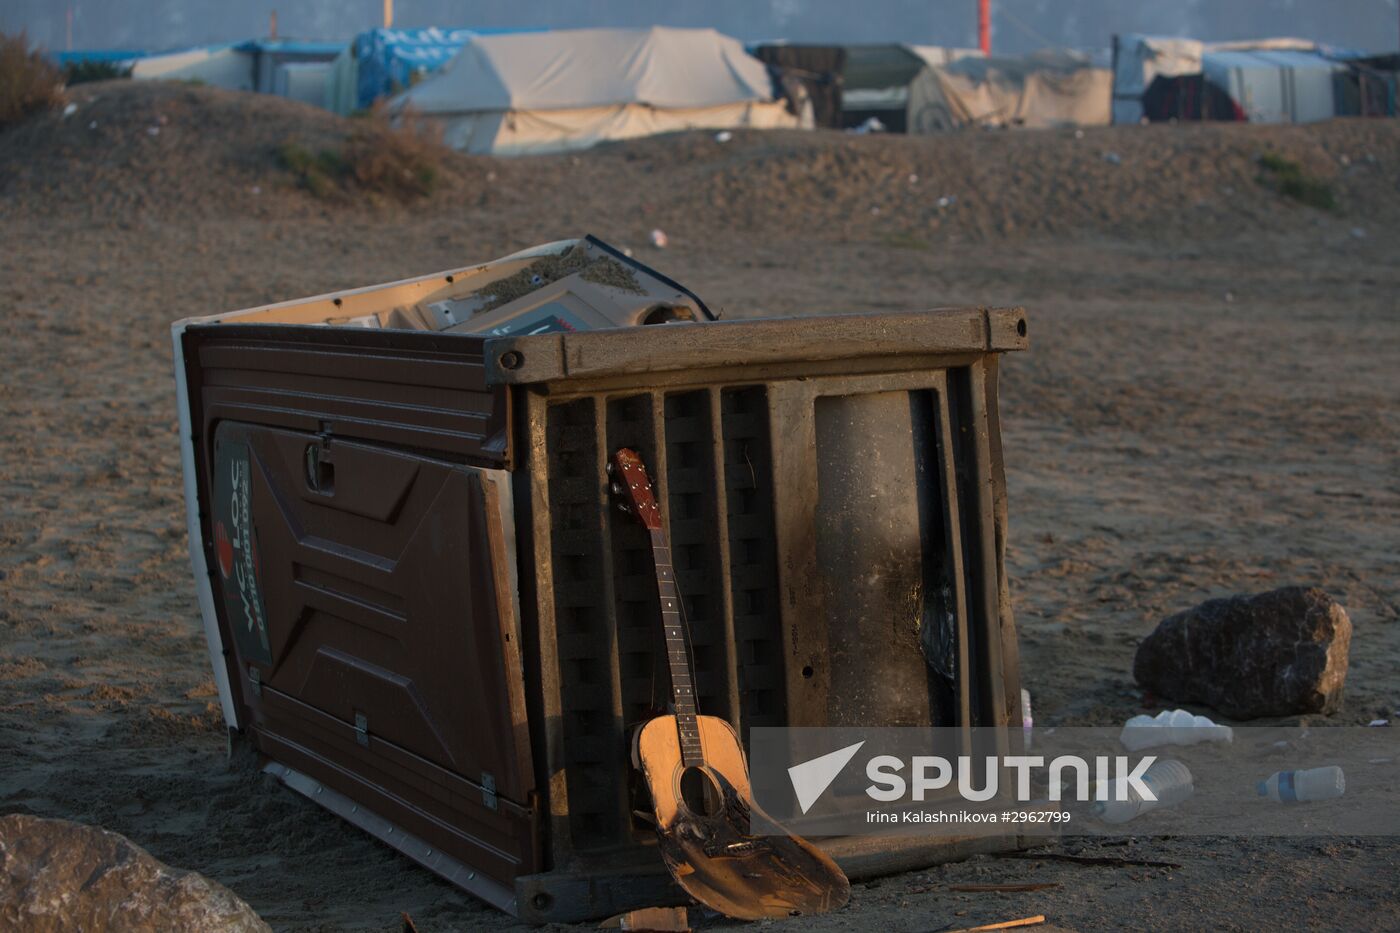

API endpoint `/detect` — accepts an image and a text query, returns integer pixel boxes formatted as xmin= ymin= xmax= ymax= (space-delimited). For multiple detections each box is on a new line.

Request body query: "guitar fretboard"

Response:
xmin=649 ymin=527 xmax=703 ymax=767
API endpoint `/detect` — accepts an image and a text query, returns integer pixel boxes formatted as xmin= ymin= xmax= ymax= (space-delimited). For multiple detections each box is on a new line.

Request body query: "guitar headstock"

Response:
xmin=608 ymin=447 xmax=661 ymax=530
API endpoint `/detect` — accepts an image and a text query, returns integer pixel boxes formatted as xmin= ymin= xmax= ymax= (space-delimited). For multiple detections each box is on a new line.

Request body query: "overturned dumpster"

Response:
xmin=171 ymin=236 xmax=1030 ymax=922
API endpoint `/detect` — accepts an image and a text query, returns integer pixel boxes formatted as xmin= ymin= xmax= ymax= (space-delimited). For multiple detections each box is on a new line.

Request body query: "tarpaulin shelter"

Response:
xmin=128 ymin=38 xmax=341 ymax=103
xmin=836 ymin=44 xmax=984 ymax=130
xmin=1141 ymin=73 xmax=1246 ymax=122
xmin=1111 ymin=34 xmax=1319 ymax=123
xmin=906 ymin=50 xmax=1111 ymax=131
xmin=393 ymin=27 xmax=806 ymax=155
xmin=1336 ymin=53 xmax=1400 ymax=117
xmin=1201 ymin=49 xmax=1347 ymax=124
xmin=751 ymin=44 xmax=847 ymax=129
xmin=130 ymin=43 xmax=254 ymax=90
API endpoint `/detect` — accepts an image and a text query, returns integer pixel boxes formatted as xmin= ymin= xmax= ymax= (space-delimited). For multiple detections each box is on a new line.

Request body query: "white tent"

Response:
xmin=1202 ymin=49 xmax=1347 ymax=124
xmin=393 ymin=26 xmax=806 ymax=155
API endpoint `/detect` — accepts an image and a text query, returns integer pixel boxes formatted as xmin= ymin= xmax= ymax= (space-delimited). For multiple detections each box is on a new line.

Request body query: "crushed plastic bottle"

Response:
xmin=1120 ymin=708 xmax=1232 ymax=751
xmin=1257 ymin=766 xmax=1345 ymax=803
xmin=1091 ymin=759 xmax=1193 ymax=824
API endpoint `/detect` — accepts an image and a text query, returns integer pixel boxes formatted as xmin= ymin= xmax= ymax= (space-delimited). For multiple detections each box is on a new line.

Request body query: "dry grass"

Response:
xmin=277 ymin=106 xmax=448 ymax=201
xmin=0 ymin=31 xmax=64 ymax=130
xmin=1257 ymin=150 xmax=1337 ymax=211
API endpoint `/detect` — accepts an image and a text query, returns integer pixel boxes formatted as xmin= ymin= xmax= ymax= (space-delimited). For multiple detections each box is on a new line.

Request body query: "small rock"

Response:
xmin=1350 ymin=227 xmax=1367 ymax=239
xmin=1134 ymin=586 xmax=1351 ymax=720
xmin=907 ymin=173 xmax=919 ymax=184
xmin=0 ymin=814 xmax=268 ymax=932
xmin=1074 ymin=128 xmax=1085 ymax=139
xmin=649 ymin=228 xmax=668 ymax=248
xmin=1103 ymin=151 xmax=1122 ymax=165
xmin=62 ymin=102 xmax=78 ymax=118
xmin=714 ymin=130 xmax=733 ymax=143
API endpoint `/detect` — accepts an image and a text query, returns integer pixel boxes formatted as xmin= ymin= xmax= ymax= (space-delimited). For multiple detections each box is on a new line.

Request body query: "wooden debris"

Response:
xmin=943 ymin=914 xmax=1046 ymax=933
xmin=599 ymin=906 xmax=690 ymax=931
xmin=996 ymin=851 xmax=1182 ymax=869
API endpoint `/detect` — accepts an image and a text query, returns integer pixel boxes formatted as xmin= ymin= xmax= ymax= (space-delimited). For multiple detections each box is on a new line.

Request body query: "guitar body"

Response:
xmin=610 ymin=447 xmax=849 ymax=919
xmin=633 ymin=714 xmax=850 ymax=920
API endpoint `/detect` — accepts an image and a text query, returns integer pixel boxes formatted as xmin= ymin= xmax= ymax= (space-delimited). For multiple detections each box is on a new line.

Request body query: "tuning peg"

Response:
xmin=610 ymin=482 xmax=625 ymax=496
xmin=616 ymin=503 xmax=632 ymax=514
xmin=605 ymin=462 xmax=615 ymax=474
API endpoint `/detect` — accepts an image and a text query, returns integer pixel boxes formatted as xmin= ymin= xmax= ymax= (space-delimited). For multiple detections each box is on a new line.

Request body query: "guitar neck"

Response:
xmin=649 ymin=527 xmax=703 ymax=767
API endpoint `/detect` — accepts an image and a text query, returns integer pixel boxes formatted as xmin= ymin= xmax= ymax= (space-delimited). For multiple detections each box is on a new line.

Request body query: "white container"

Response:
xmin=1257 ymin=766 xmax=1345 ymax=803
xmin=1120 ymin=708 xmax=1233 ymax=751
xmin=1091 ymin=759 xmax=1194 ymax=824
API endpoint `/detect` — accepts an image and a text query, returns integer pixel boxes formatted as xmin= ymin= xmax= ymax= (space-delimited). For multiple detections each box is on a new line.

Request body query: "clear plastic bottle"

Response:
xmin=1120 ymin=708 xmax=1233 ymax=751
xmin=1021 ymin=689 xmax=1034 ymax=749
xmin=1091 ymin=759 xmax=1194 ymax=824
xmin=1257 ymin=766 xmax=1345 ymax=803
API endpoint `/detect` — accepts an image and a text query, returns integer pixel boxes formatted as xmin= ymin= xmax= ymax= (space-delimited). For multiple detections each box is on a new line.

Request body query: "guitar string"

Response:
xmin=644 ymin=468 xmax=702 ymax=749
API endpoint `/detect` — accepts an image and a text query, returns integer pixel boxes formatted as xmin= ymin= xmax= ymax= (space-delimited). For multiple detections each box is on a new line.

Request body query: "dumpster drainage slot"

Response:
xmin=482 ymin=772 xmax=498 ymax=811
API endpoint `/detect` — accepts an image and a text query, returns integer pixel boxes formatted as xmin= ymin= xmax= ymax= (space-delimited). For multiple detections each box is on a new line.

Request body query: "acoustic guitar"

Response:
xmin=608 ymin=447 xmax=850 ymax=920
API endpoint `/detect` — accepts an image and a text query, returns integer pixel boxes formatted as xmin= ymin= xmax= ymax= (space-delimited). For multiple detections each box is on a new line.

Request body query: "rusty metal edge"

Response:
xmin=483 ymin=308 xmax=1029 ymax=386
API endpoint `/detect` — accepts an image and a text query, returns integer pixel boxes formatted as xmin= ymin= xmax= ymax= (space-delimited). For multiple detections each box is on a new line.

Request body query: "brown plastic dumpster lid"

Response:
xmin=482 ymin=306 xmax=1028 ymax=385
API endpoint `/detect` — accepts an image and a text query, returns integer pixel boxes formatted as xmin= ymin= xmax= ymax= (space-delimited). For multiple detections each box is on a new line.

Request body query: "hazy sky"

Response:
xmin=5 ymin=0 xmax=1398 ymax=56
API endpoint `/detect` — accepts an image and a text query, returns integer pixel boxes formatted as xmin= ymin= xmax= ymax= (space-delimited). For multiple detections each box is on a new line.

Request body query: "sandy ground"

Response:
xmin=1 ymin=85 xmax=1398 ymax=931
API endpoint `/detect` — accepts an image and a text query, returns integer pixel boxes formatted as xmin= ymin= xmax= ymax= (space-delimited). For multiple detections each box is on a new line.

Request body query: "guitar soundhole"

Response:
xmin=679 ymin=766 xmax=723 ymax=817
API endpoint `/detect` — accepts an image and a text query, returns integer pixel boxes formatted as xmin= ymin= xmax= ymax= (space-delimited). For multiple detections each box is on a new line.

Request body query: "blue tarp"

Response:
xmin=236 ymin=38 xmax=345 ymax=57
xmin=53 ymin=49 xmax=149 ymax=66
xmin=353 ymin=27 xmax=540 ymax=108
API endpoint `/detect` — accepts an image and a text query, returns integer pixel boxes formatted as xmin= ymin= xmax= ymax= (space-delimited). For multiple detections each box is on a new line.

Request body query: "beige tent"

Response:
xmin=393 ymin=26 xmax=805 ymax=155
xmin=908 ymin=50 xmax=1111 ymax=132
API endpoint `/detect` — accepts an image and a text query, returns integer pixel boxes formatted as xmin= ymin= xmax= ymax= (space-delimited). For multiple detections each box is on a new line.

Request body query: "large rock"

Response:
xmin=1133 ymin=586 xmax=1351 ymax=720
xmin=0 ymin=813 xmax=269 ymax=933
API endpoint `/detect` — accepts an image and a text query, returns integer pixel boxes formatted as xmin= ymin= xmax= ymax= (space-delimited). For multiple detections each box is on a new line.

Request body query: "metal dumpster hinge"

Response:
xmin=482 ymin=772 xmax=498 ymax=811
xmin=354 ymin=712 xmax=369 ymax=747
xmin=247 ymin=666 xmax=261 ymax=697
